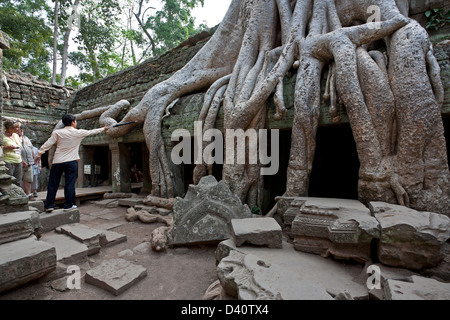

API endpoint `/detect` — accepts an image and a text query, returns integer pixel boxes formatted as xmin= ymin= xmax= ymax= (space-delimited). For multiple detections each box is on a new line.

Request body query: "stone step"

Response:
xmin=56 ymin=223 xmax=105 ymax=256
xmin=0 ymin=236 xmax=56 ymax=294
xmin=0 ymin=211 xmax=41 ymax=246
xmin=40 ymin=233 xmax=89 ymax=265
xmin=100 ymin=230 xmax=127 ymax=248
xmin=56 ymin=223 xmax=127 ymax=254
xmin=231 ymin=217 xmax=282 ymax=249
xmin=39 ymin=209 xmax=80 ymax=233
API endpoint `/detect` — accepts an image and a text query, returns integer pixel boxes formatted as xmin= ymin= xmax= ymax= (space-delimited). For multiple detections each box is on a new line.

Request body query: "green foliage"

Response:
xmin=425 ymin=8 xmax=450 ymax=31
xmin=142 ymin=0 xmax=205 ymax=57
xmin=251 ymin=206 xmax=262 ymax=215
xmin=1 ymin=0 xmax=210 ymax=86
xmin=0 ymin=0 xmax=52 ymax=81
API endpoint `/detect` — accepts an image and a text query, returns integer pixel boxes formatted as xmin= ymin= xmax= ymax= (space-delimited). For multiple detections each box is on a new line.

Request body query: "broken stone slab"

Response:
xmin=118 ymin=198 xmax=144 ymax=207
xmin=275 ymin=196 xmax=305 ymax=226
xmin=142 ymin=195 xmax=176 ymax=210
xmin=89 ymin=199 xmax=120 ymax=208
xmin=0 ymin=211 xmax=42 ymax=245
xmin=370 ymin=202 xmax=450 ymax=270
xmin=40 ymin=233 xmax=89 ymax=265
xmin=134 ymin=204 xmax=172 ymax=216
xmin=289 ymin=197 xmax=380 ymax=263
xmin=99 ymin=229 xmax=127 ymax=248
xmin=103 ymin=193 xmax=138 ymax=199
xmin=384 ymin=275 xmax=450 ymax=300
xmin=39 ymin=208 xmax=80 ymax=233
xmin=85 ymin=258 xmax=147 ymax=296
xmin=216 ymin=238 xmax=369 ymax=300
xmin=218 ymin=250 xmax=333 ymax=300
xmin=28 ymin=200 xmax=44 ymax=212
xmin=56 ymin=223 xmax=106 ymax=256
xmin=0 ymin=236 xmax=56 ymax=294
xmin=133 ymin=242 xmax=151 ymax=254
xmin=168 ymin=176 xmax=253 ymax=246
xmin=231 ymin=217 xmax=282 ymax=248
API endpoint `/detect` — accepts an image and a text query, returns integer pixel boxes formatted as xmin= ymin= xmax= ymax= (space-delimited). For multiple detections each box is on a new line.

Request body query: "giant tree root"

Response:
xmin=100 ymin=0 xmax=449 ymax=216
xmin=125 ymin=207 xmax=174 ymax=252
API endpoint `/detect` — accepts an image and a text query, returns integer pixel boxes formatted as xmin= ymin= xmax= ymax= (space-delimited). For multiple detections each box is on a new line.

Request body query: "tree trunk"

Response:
xmin=52 ymin=0 xmax=60 ymax=85
xmin=60 ymin=0 xmax=80 ymax=86
xmin=101 ymin=0 xmax=450 ymax=216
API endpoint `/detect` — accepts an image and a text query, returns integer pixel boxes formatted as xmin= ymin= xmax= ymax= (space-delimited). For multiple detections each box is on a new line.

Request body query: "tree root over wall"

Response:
xmin=100 ymin=0 xmax=449 ymax=216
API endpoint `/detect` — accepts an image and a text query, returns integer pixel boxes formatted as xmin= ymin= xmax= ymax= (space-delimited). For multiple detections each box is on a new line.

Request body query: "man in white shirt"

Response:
xmin=35 ymin=114 xmax=110 ymax=212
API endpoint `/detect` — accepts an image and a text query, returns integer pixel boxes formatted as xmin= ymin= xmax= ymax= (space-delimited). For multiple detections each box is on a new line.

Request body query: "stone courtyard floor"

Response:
xmin=0 ymin=200 xmax=220 ymax=300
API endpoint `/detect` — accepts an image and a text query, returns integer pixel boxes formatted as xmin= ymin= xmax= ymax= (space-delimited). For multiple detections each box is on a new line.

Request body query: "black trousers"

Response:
xmin=45 ymin=160 xmax=77 ymax=210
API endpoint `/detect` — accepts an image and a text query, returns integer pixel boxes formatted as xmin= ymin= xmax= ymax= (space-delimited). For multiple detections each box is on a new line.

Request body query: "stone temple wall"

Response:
xmin=1 ymin=70 xmax=75 ymax=145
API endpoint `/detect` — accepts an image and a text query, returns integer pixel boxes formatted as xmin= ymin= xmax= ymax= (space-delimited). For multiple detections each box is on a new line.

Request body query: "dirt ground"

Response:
xmin=0 ymin=200 xmax=223 ymax=301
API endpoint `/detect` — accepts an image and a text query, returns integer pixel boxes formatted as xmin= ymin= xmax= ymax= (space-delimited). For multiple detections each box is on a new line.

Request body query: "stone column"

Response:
xmin=110 ymin=142 xmax=131 ymax=193
xmin=77 ymin=145 xmax=94 ymax=188
xmin=0 ymin=31 xmax=28 ymax=214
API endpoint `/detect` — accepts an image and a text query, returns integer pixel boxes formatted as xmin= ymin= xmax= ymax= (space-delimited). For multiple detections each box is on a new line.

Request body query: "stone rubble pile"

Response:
xmin=211 ymin=195 xmax=450 ymax=300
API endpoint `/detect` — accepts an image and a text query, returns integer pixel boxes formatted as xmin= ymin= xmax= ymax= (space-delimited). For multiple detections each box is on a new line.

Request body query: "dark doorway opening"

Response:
xmin=263 ymin=129 xmax=290 ymax=213
xmin=93 ymin=146 xmax=110 ymax=185
xmin=309 ymin=124 xmax=360 ymax=199
xmin=129 ymin=143 xmax=144 ymax=183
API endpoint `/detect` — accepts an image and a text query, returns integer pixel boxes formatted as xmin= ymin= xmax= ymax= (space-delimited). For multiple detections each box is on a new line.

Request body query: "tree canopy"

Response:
xmin=0 ymin=0 xmax=207 ymax=87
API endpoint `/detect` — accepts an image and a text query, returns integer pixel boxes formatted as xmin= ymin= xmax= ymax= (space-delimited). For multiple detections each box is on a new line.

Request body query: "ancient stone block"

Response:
xmin=118 ymin=198 xmax=144 ymax=207
xmin=290 ymin=197 xmax=380 ymax=263
xmin=0 ymin=211 xmax=41 ymax=245
xmin=39 ymin=209 xmax=80 ymax=233
xmin=99 ymin=230 xmax=127 ymax=248
xmin=168 ymin=176 xmax=252 ymax=246
xmin=231 ymin=217 xmax=282 ymax=248
xmin=56 ymin=223 xmax=106 ymax=256
xmin=85 ymin=259 xmax=147 ymax=296
xmin=384 ymin=275 xmax=450 ymax=300
xmin=40 ymin=233 xmax=89 ymax=265
xmin=216 ymin=238 xmax=369 ymax=300
xmin=369 ymin=202 xmax=450 ymax=270
xmin=28 ymin=200 xmax=45 ymax=212
xmin=0 ymin=236 xmax=56 ymax=294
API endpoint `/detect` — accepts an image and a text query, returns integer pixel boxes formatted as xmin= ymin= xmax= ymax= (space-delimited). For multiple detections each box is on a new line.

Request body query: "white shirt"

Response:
xmin=38 ymin=126 xmax=105 ymax=164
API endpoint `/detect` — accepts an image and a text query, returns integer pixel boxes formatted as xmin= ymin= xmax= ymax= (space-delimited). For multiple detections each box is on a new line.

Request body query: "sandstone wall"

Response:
xmin=1 ymin=70 xmax=75 ymax=145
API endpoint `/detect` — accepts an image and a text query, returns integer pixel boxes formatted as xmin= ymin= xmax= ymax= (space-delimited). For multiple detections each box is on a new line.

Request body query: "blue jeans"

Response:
xmin=45 ymin=161 xmax=78 ymax=210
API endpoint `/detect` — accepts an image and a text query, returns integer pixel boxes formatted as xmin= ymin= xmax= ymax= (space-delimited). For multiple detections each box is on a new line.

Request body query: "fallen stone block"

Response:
xmin=85 ymin=258 xmax=147 ymax=296
xmin=56 ymin=223 xmax=106 ymax=255
xmin=169 ymin=176 xmax=252 ymax=246
xmin=39 ymin=209 xmax=80 ymax=233
xmin=0 ymin=211 xmax=42 ymax=245
xmin=28 ymin=200 xmax=45 ymax=212
xmin=99 ymin=230 xmax=127 ymax=248
xmin=290 ymin=197 xmax=380 ymax=263
xmin=370 ymin=202 xmax=450 ymax=270
xmin=384 ymin=275 xmax=450 ymax=300
xmin=118 ymin=198 xmax=144 ymax=207
xmin=142 ymin=195 xmax=176 ymax=210
xmin=103 ymin=193 xmax=138 ymax=199
xmin=216 ymin=238 xmax=369 ymax=300
xmin=0 ymin=236 xmax=56 ymax=294
xmin=40 ymin=233 xmax=89 ymax=265
xmin=231 ymin=217 xmax=282 ymax=248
